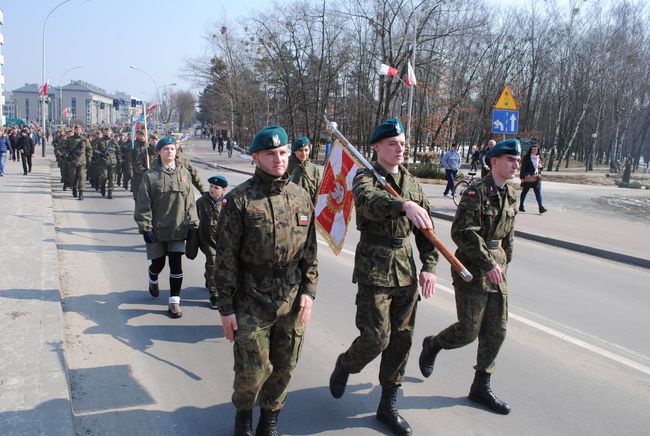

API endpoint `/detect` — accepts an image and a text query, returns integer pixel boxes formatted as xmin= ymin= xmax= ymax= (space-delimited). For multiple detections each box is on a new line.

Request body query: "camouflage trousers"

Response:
xmin=97 ymin=163 xmax=115 ymax=190
xmin=434 ymin=287 xmax=508 ymax=374
xmin=122 ymin=165 xmax=132 ymax=190
xmin=232 ymin=303 xmax=307 ymax=411
xmin=204 ymin=252 xmax=217 ymax=294
xmin=340 ymin=284 xmax=419 ymax=388
xmin=72 ymin=165 xmax=87 ymax=190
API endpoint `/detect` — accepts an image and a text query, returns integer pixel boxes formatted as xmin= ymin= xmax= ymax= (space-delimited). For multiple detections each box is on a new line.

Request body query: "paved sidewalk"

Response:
xmin=187 ymin=139 xmax=650 ymax=269
xmin=0 ymin=156 xmax=74 ymax=435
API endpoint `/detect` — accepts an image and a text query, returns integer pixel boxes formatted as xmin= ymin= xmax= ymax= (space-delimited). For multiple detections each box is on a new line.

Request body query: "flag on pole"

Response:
xmin=406 ymin=61 xmax=417 ymax=86
xmin=378 ymin=63 xmax=398 ymax=77
xmin=147 ymin=104 xmax=157 ymax=112
xmin=131 ymin=114 xmax=145 ymax=148
xmin=40 ymin=80 xmax=49 ymax=96
xmin=62 ymin=107 xmax=72 ymax=118
xmin=314 ymin=141 xmax=361 ymax=255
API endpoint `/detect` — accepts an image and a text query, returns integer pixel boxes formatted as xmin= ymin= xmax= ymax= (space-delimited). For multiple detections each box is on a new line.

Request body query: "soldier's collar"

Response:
xmin=254 ymin=167 xmax=289 ymax=192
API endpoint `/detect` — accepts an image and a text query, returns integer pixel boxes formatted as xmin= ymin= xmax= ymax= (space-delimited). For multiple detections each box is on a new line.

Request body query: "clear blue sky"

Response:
xmin=1 ymin=0 xmax=267 ymax=98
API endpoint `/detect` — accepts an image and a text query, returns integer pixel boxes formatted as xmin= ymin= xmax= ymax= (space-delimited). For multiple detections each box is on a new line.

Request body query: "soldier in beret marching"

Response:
xmin=196 ymin=175 xmax=228 ymax=309
xmin=287 ymin=136 xmax=321 ymax=205
xmin=329 ymin=118 xmax=438 ymax=436
xmin=67 ymin=125 xmax=93 ymax=200
xmin=418 ymin=139 xmax=521 ymax=415
xmin=215 ymin=126 xmax=318 ymax=436
xmin=134 ymin=136 xmax=199 ymax=319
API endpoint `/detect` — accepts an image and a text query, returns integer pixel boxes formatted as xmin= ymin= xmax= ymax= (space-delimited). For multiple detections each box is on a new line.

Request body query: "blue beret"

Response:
xmin=369 ymin=117 xmax=404 ymax=144
xmin=487 ymin=139 xmax=521 ymax=159
xmin=291 ymin=136 xmax=310 ymax=152
xmin=156 ymin=135 xmax=176 ymax=151
xmin=248 ymin=126 xmax=289 ymax=153
xmin=207 ymin=175 xmax=228 ymax=188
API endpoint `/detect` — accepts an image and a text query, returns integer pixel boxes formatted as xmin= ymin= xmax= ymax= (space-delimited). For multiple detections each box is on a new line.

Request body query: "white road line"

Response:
xmin=317 ymin=239 xmax=650 ymax=375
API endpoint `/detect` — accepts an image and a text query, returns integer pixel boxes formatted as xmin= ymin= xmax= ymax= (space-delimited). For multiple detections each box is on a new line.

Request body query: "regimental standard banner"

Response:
xmin=314 ymin=140 xmax=360 ymax=255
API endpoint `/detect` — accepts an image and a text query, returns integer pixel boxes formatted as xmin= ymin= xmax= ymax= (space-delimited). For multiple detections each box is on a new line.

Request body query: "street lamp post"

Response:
xmin=129 ymin=65 xmax=160 ymax=132
xmin=59 ymin=65 xmax=83 ymax=129
xmin=42 ymin=0 xmax=75 ymax=157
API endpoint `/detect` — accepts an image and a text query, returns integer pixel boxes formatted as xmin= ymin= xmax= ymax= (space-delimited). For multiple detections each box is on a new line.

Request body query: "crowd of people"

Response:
xmin=0 ymin=125 xmax=43 ymax=177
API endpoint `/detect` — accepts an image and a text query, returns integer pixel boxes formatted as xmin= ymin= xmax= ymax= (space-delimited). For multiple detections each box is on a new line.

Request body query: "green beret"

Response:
xmin=248 ymin=126 xmax=289 ymax=153
xmin=487 ymin=139 xmax=521 ymax=159
xmin=208 ymin=175 xmax=228 ymax=188
xmin=369 ymin=117 xmax=404 ymax=144
xmin=291 ymin=136 xmax=310 ymax=152
xmin=156 ymin=135 xmax=176 ymax=151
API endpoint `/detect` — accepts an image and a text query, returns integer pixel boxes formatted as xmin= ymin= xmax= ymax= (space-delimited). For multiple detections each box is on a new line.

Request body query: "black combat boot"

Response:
xmin=255 ymin=408 xmax=279 ymax=436
xmin=418 ymin=336 xmax=442 ymax=378
xmin=468 ymin=371 xmax=511 ymax=415
xmin=63 ymin=182 xmax=67 ymax=191
xmin=234 ymin=409 xmax=253 ymax=436
xmin=100 ymin=187 xmax=106 ymax=197
xmin=329 ymin=354 xmax=349 ymax=398
xmin=107 ymin=190 xmax=113 ymax=199
xmin=376 ymin=386 xmax=412 ymax=436
xmin=72 ymin=187 xmax=78 ymax=198
xmin=78 ymin=190 xmax=84 ymax=201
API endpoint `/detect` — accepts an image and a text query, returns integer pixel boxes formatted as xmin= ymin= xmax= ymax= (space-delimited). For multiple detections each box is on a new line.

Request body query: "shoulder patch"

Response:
xmin=221 ymin=198 xmax=228 ymax=206
xmin=466 ymin=190 xmax=477 ymax=197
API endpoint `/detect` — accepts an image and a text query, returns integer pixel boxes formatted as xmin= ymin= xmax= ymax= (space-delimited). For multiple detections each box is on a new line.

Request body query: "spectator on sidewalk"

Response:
xmin=134 ymin=136 xmax=199 ymax=319
xmin=480 ymin=140 xmax=496 ymax=178
xmin=442 ymin=143 xmax=461 ymax=197
xmin=470 ymin=145 xmax=480 ymax=171
xmin=519 ymin=145 xmax=547 ymax=214
xmin=17 ymin=129 xmax=35 ymax=175
xmin=0 ymin=128 xmax=9 ymax=176
xmin=9 ymin=128 xmax=18 ymax=161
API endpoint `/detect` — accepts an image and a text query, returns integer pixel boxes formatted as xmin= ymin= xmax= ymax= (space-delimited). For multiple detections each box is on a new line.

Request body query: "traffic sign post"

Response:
xmin=492 ymin=109 xmax=519 ymax=135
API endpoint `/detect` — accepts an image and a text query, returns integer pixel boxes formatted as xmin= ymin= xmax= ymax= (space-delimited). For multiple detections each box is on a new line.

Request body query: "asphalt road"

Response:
xmin=52 ymin=141 xmax=650 ymax=436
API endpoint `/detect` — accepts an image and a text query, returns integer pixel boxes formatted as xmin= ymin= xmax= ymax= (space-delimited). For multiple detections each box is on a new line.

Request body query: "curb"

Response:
xmin=202 ymin=160 xmax=650 ymax=270
xmin=430 ymin=211 xmax=650 ymax=270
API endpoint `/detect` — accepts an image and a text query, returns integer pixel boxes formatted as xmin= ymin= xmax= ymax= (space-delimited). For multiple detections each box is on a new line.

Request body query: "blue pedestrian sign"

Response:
xmin=492 ymin=109 xmax=518 ymax=134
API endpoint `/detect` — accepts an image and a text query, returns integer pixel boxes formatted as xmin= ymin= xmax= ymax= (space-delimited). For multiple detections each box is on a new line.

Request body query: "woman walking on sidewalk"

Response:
xmin=519 ymin=145 xmax=547 ymax=214
xmin=134 ymin=136 xmax=199 ymax=319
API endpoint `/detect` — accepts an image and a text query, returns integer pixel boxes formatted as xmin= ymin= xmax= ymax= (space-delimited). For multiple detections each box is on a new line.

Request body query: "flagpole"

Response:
xmin=143 ymin=103 xmax=150 ymax=169
xmin=324 ymin=114 xmax=473 ymax=282
xmin=405 ymin=8 xmax=418 ymax=164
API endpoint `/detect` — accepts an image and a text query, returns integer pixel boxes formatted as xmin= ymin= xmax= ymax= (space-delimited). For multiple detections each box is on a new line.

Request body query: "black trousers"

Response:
xmin=21 ymin=153 xmax=33 ymax=174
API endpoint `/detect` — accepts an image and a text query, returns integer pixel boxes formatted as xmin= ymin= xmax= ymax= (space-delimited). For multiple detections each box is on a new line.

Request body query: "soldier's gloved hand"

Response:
xmin=143 ymin=231 xmax=156 ymax=243
xmin=185 ymin=227 xmax=195 ymax=241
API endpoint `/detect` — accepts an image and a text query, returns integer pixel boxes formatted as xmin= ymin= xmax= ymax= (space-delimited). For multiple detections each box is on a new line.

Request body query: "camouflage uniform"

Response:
xmin=131 ymin=139 xmax=155 ymax=200
xmin=96 ymin=135 xmax=119 ymax=195
xmin=120 ymin=138 xmax=133 ymax=190
xmin=89 ymin=134 xmax=102 ymax=189
xmin=215 ymin=167 xmax=318 ymax=412
xmin=433 ymin=174 xmax=517 ymax=373
xmin=67 ymin=133 xmax=93 ymax=193
xmin=52 ymin=132 xmax=66 ymax=184
xmin=196 ymin=192 xmax=223 ymax=297
xmin=177 ymin=147 xmax=206 ymax=193
xmin=287 ymin=153 xmax=321 ymax=205
xmin=338 ymin=162 xmax=438 ymax=388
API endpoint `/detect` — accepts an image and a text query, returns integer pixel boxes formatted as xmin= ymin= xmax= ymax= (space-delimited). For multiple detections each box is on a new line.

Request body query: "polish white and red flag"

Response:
xmin=40 ymin=80 xmax=49 ymax=96
xmin=314 ymin=141 xmax=361 ymax=255
xmin=378 ymin=63 xmax=398 ymax=77
xmin=62 ymin=107 xmax=72 ymax=117
xmin=406 ymin=61 xmax=417 ymax=87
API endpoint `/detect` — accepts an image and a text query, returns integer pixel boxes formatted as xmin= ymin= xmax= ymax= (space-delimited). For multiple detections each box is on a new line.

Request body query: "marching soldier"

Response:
xmin=215 ymin=126 xmax=318 ymax=436
xmin=287 ymin=136 xmax=321 ymax=205
xmin=52 ymin=129 xmax=66 ymax=186
xmin=120 ymin=132 xmax=133 ymax=191
xmin=131 ymin=130 xmax=154 ymax=200
xmin=134 ymin=136 xmax=199 ymax=319
xmin=67 ymin=125 xmax=93 ymax=200
xmin=328 ymin=118 xmax=438 ymax=436
xmin=418 ymin=139 xmax=521 ymax=415
xmin=89 ymin=130 xmax=103 ymax=190
xmin=115 ymin=132 xmax=125 ymax=188
xmin=96 ymin=128 xmax=119 ymax=199
xmin=176 ymin=140 xmax=206 ymax=193
xmin=196 ymin=175 xmax=228 ymax=309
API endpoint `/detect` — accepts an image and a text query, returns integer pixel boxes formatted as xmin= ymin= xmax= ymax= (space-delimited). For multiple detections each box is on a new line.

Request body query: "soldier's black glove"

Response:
xmin=185 ymin=227 xmax=195 ymax=241
xmin=143 ymin=231 xmax=156 ymax=243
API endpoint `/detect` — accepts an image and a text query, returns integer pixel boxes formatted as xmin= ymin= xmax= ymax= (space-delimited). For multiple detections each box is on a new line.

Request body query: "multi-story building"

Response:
xmin=3 ymin=91 xmax=15 ymax=119
xmin=0 ymin=7 xmax=6 ymax=126
xmin=11 ymin=80 xmax=135 ymax=126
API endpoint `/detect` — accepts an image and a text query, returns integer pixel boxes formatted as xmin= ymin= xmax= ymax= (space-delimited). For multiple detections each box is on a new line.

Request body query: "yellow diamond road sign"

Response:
xmin=494 ymin=85 xmax=518 ymax=110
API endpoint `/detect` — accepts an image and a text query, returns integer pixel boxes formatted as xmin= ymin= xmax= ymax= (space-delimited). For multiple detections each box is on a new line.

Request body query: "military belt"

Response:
xmin=487 ymin=239 xmax=502 ymax=250
xmin=360 ymin=233 xmax=408 ymax=249
xmin=243 ymin=261 xmax=300 ymax=279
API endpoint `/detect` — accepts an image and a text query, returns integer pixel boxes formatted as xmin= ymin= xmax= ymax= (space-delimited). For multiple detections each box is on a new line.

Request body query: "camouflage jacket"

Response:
xmin=67 ymin=134 xmax=92 ymax=167
xmin=215 ymin=168 xmax=318 ymax=317
xmin=96 ymin=136 xmax=119 ymax=166
xmin=119 ymin=140 xmax=133 ymax=165
xmin=134 ymin=160 xmax=199 ymax=242
xmin=196 ymin=192 xmax=223 ymax=256
xmin=352 ymin=163 xmax=438 ymax=287
xmin=177 ymin=147 xmax=206 ymax=193
xmin=451 ymin=174 xmax=517 ymax=294
xmin=132 ymin=140 xmax=155 ymax=175
xmin=287 ymin=154 xmax=321 ymax=205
